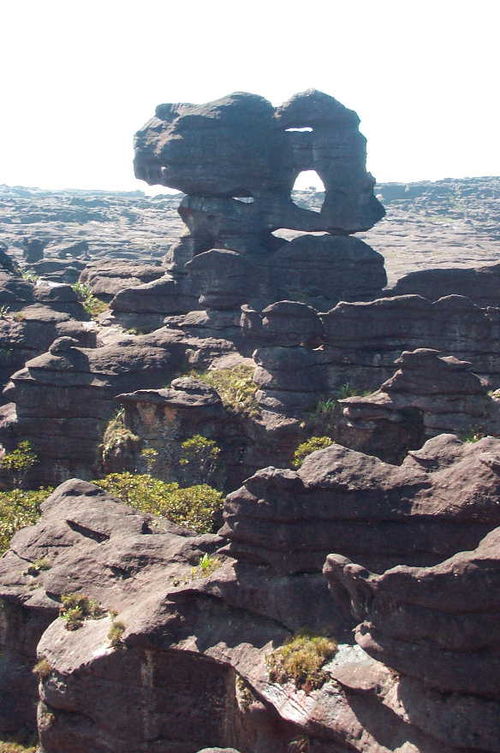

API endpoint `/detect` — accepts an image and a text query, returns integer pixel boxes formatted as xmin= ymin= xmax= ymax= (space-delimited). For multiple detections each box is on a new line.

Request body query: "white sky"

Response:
xmin=1 ymin=0 xmax=499 ymax=192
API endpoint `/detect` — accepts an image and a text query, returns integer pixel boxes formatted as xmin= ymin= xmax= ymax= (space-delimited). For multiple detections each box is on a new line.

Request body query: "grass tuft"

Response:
xmin=266 ymin=631 xmax=337 ymax=692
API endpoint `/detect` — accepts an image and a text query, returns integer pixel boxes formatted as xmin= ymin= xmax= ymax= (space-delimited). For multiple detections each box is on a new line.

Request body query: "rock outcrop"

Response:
xmin=1 ymin=436 xmax=499 ymax=753
xmin=221 ymin=434 xmax=500 ymax=575
xmin=111 ymin=90 xmax=387 ymax=317
xmin=337 ymin=348 xmax=500 ymax=461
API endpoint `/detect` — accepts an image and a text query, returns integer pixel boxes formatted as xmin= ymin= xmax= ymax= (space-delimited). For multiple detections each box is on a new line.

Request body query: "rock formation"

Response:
xmin=115 ymin=90 xmax=387 ymax=317
xmin=2 ymin=436 xmax=499 ymax=752
xmin=337 ymin=347 xmax=500 ymax=461
xmin=0 ymin=95 xmax=498 ymax=753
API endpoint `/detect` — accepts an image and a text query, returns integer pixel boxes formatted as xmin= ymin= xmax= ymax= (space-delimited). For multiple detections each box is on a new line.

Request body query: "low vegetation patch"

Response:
xmin=305 ymin=397 xmax=339 ymax=435
xmin=94 ymin=472 xmax=223 ymax=533
xmin=101 ymin=408 xmax=140 ymax=463
xmin=72 ymin=282 xmax=108 ymax=318
xmin=460 ymin=427 xmax=485 ymax=443
xmin=335 ymin=383 xmax=373 ymax=399
xmin=0 ymin=737 xmax=37 ymax=753
xmin=292 ymin=436 xmax=335 ymax=468
xmin=59 ymin=593 xmax=106 ymax=631
xmin=191 ymin=364 xmax=259 ymax=417
xmin=266 ymin=631 xmax=337 ymax=692
xmin=32 ymin=657 xmax=53 ymax=679
xmin=190 ymin=553 xmax=222 ymax=579
xmin=0 ymin=487 xmax=53 ymax=555
xmin=24 ymin=558 xmax=51 ymax=577
xmin=0 ymin=440 xmax=38 ymax=487
xmin=108 ymin=619 xmax=126 ymax=648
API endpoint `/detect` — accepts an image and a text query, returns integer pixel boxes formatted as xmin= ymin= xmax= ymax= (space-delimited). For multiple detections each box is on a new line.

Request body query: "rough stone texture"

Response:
xmin=21 ymin=237 xmax=47 ymax=263
xmin=2 ymin=436 xmax=500 ymax=753
xmin=321 ymin=293 xmax=500 ymax=391
xmin=112 ymin=366 xmax=312 ymax=492
xmin=128 ymin=89 xmax=386 ymax=314
xmin=0 ymin=272 xmax=97 ymax=396
xmin=324 ymin=528 xmax=500 ymax=751
xmin=109 ymin=273 xmax=198 ymax=332
xmin=268 ymin=234 xmax=387 ymax=311
xmin=134 ymin=90 xmax=383 ymax=234
xmin=79 ymin=259 xmax=164 ymax=301
xmin=221 ymin=434 xmax=500 ymax=575
xmin=0 ymin=330 xmax=190 ymax=486
xmin=0 ymin=479 xmax=329 ymax=752
xmin=337 ymin=348 xmax=500 ymax=462
xmin=242 ymin=300 xmax=323 ymax=348
xmin=389 ymin=261 xmax=500 ymax=307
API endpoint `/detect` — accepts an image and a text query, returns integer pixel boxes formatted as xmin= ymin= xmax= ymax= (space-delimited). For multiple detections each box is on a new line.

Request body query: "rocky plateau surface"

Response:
xmin=0 ymin=90 xmax=498 ymax=753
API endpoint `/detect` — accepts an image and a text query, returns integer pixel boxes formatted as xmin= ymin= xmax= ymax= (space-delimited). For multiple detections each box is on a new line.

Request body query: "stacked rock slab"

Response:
xmin=321 ymin=294 xmax=500 ymax=391
xmin=337 ymin=348 xmax=500 ymax=461
xmin=114 ymin=90 xmax=386 ymax=316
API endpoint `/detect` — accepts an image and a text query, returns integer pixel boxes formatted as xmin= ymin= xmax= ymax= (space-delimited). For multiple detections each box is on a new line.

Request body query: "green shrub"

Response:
xmin=140 ymin=447 xmax=158 ymax=473
xmin=21 ymin=271 xmax=39 ymax=283
xmin=72 ymin=282 xmax=108 ymax=318
xmin=101 ymin=408 xmax=140 ymax=463
xmin=180 ymin=434 xmax=221 ymax=485
xmin=0 ymin=487 xmax=53 ymax=555
xmin=305 ymin=397 xmax=339 ymax=435
xmin=93 ymin=473 xmax=223 ymax=533
xmin=292 ymin=436 xmax=335 ymax=468
xmin=0 ymin=440 xmax=38 ymax=487
xmin=191 ymin=365 xmax=259 ymax=417
xmin=59 ymin=593 xmax=106 ymax=631
xmin=235 ymin=675 xmax=256 ymax=711
xmin=265 ymin=631 xmax=337 ymax=692
xmin=460 ymin=428 xmax=485 ymax=443
xmin=108 ymin=619 xmax=126 ymax=648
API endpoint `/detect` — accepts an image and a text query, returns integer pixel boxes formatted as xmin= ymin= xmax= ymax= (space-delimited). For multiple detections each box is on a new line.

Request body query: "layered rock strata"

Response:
xmin=1 ymin=435 xmax=499 ymax=752
xmin=337 ymin=348 xmax=500 ymax=461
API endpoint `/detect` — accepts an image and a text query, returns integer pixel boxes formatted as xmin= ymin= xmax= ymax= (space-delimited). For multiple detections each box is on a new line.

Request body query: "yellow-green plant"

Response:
xmin=0 ymin=736 xmax=37 ymax=753
xmin=292 ymin=436 xmax=335 ymax=468
xmin=189 ymin=553 xmax=222 ymax=579
xmin=191 ymin=364 xmax=259 ymax=417
xmin=108 ymin=619 xmax=126 ymax=648
xmin=0 ymin=487 xmax=53 ymax=555
xmin=101 ymin=409 xmax=140 ymax=463
xmin=32 ymin=657 xmax=53 ymax=679
xmin=266 ymin=631 xmax=337 ymax=692
xmin=180 ymin=434 xmax=220 ymax=485
xmin=140 ymin=447 xmax=158 ymax=473
xmin=59 ymin=593 xmax=106 ymax=631
xmin=25 ymin=558 xmax=51 ymax=577
xmin=0 ymin=440 xmax=38 ymax=487
xmin=93 ymin=473 xmax=223 ymax=533
xmin=72 ymin=282 xmax=108 ymax=318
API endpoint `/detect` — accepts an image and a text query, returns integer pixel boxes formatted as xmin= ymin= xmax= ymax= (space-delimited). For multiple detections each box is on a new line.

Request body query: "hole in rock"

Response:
xmin=272 ymin=230 xmax=328 ymax=241
xmin=233 ymin=196 xmax=255 ymax=204
xmin=291 ymin=170 xmax=325 ymax=213
xmin=285 ymin=127 xmax=313 ymax=132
